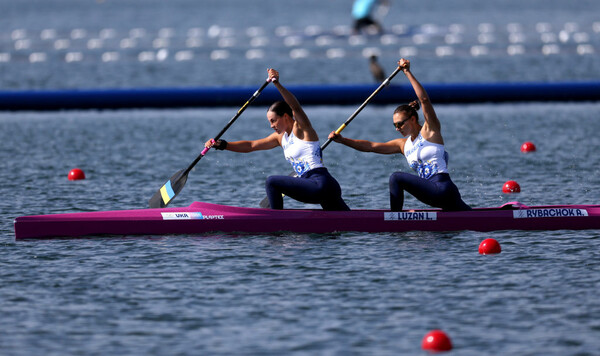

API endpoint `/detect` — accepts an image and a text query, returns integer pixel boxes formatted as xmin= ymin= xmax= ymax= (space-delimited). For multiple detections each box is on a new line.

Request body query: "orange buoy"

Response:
xmin=520 ymin=141 xmax=536 ymax=153
xmin=68 ymin=168 xmax=86 ymax=180
xmin=479 ymin=238 xmax=502 ymax=254
xmin=502 ymin=180 xmax=520 ymax=193
xmin=422 ymin=329 xmax=453 ymax=352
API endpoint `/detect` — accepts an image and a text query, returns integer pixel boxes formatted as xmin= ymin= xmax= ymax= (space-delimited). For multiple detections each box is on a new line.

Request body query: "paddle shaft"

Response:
xmin=259 ymin=66 xmax=402 ymax=208
xmin=149 ymin=79 xmax=271 ymax=208
xmin=321 ymin=66 xmax=401 ymax=151
xmin=183 ymin=79 xmax=271 ymax=176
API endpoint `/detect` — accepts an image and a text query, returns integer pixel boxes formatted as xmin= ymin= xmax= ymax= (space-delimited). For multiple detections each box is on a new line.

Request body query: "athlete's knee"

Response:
xmin=265 ymin=175 xmax=276 ymax=186
xmin=265 ymin=175 xmax=286 ymax=190
xmin=389 ymin=172 xmax=409 ymax=193
xmin=389 ymin=171 xmax=410 ymax=185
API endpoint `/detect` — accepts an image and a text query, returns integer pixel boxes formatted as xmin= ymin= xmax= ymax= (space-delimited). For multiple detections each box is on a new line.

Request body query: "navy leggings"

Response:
xmin=266 ymin=167 xmax=350 ymax=211
xmin=389 ymin=172 xmax=471 ymax=211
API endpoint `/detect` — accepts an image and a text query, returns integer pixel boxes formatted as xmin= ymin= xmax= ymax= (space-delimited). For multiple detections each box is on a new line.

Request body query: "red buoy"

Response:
xmin=502 ymin=180 xmax=520 ymax=193
xmin=479 ymin=238 xmax=502 ymax=254
xmin=422 ymin=330 xmax=453 ymax=352
xmin=520 ymin=141 xmax=536 ymax=153
xmin=68 ymin=168 xmax=86 ymax=180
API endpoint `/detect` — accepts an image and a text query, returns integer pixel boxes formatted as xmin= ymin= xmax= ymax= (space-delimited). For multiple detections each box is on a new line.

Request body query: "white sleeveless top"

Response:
xmin=403 ymin=133 xmax=448 ymax=179
xmin=281 ymin=131 xmax=324 ymax=176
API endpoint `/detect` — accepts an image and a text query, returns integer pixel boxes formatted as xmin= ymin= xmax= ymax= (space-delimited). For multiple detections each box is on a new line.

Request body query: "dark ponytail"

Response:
xmin=393 ymin=100 xmax=420 ymax=120
xmin=268 ymin=100 xmax=292 ymax=117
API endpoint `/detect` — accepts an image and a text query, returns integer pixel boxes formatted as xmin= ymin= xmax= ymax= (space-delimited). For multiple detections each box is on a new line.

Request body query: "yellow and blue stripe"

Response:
xmin=159 ymin=180 xmax=176 ymax=205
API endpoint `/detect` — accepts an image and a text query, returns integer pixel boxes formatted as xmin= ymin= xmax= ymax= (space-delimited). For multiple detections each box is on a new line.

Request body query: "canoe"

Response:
xmin=13 ymin=201 xmax=600 ymax=240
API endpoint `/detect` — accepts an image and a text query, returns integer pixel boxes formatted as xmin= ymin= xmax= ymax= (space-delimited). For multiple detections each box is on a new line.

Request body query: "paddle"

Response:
xmin=149 ymin=79 xmax=272 ymax=208
xmin=259 ymin=66 xmax=402 ymax=208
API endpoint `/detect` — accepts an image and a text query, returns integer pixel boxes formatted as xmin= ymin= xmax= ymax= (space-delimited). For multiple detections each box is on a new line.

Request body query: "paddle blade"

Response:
xmin=148 ymin=169 xmax=188 ymax=208
xmin=259 ymin=196 xmax=271 ymax=209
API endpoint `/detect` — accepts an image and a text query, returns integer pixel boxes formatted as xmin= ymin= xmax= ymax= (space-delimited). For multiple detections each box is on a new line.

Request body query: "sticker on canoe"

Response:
xmin=161 ymin=212 xmax=225 ymax=220
xmin=513 ymin=208 xmax=588 ymax=219
xmin=384 ymin=212 xmax=437 ymax=221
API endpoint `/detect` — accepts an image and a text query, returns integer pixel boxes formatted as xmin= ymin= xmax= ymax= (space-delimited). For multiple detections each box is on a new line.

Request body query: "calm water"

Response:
xmin=2 ymin=1 xmax=600 ymax=355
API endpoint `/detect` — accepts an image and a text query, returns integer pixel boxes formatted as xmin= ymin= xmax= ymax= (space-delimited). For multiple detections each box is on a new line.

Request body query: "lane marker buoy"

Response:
xmin=520 ymin=141 xmax=536 ymax=153
xmin=479 ymin=238 xmax=502 ymax=254
xmin=422 ymin=329 xmax=453 ymax=352
xmin=502 ymin=180 xmax=520 ymax=193
xmin=68 ymin=168 xmax=85 ymax=180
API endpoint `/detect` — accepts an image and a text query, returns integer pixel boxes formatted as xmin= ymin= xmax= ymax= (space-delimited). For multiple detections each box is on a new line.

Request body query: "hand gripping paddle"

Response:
xmin=149 ymin=79 xmax=272 ymax=208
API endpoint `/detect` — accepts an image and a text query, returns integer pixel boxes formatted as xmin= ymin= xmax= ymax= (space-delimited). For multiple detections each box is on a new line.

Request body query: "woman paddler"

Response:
xmin=205 ymin=68 xmax=350 ymax=211
xmin=328 ymin=58 xmax=471 ymax=212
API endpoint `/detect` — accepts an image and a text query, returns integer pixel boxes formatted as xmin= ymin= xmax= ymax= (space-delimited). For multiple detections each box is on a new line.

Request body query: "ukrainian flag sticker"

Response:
xmin=160 ymin=180 xmax=176 ymax=205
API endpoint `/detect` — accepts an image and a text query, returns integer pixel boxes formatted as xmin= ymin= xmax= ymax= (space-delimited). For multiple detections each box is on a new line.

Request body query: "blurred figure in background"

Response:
xmin=369 ymin=54 xmax=385 ymax=82
xmin=352 ymin=0 xmax=389 ymax=35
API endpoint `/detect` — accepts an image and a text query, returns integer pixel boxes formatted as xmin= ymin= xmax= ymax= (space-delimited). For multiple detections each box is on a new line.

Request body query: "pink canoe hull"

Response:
xmin=13 ymin=201 xmax=600 ymax=239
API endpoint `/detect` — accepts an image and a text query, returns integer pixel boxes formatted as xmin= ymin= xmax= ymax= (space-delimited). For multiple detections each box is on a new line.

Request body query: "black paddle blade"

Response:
xmin=148 ymin=169 xmax=188 ymax=208
xmin=259 ymin=196 xmax=271 ymax=209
